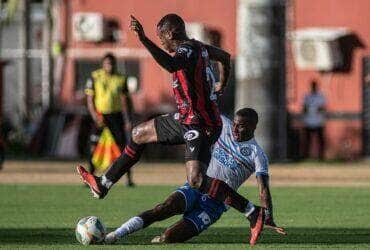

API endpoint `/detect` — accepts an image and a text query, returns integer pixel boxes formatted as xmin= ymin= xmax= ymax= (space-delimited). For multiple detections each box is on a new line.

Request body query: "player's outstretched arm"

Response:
xmin=257 ymin=175 xmax=287 ymax=235
xmin=205 ymin=44 xmax=231 ymax=93
xmin=129 ymin=15 xmax=186 ymax=73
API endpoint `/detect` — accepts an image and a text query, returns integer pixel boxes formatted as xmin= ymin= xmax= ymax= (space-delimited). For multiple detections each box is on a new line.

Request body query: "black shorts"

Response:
xmin=90 ymin=112 xmax=126 ymax=149
xmin=102 ymin=113 xmax=126 ymax=148
xmin=154 ymin=113 xmax=221 ymax=165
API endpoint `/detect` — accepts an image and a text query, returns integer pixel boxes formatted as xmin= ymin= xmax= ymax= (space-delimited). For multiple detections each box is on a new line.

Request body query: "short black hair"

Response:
xmin=236 ymin=108 xmax=258 ymax=126
xmin=102 ymin=52 xmax=116 ymax=65
xmin=157 ymin=14 xmax=186 ymax=38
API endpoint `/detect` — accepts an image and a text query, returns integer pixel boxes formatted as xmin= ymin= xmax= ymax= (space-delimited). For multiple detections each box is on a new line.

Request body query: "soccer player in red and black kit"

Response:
xmin=77 ymin=14 xmax=265 ymax=244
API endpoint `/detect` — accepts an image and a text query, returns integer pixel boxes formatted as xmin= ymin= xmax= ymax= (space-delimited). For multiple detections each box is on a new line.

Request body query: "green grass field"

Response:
xmin=1 ymin=185 xmax=370 ymax=249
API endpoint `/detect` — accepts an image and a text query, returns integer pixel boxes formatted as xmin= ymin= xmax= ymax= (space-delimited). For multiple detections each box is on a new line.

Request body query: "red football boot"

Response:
xmin=76 ymin=165 xmax=108 ymax=199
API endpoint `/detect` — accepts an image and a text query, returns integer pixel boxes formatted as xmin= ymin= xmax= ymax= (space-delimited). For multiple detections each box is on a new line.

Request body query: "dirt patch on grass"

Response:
xmin=1 ymin=160 xmax=370 ymax=187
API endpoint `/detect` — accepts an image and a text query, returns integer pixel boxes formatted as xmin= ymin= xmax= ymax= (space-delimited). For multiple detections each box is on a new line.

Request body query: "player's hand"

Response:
xmin=95 ymin=120 xmax=104 ymax=128
xmin=214 ymin=82 xmax=225 ymax=96
xmin=129 ymin=15 xmax=145 ymax=40
xmin=264 ymin=219 xmax=287 ymax=235
xmin=94 ymin=114 xmax=105 ymax=128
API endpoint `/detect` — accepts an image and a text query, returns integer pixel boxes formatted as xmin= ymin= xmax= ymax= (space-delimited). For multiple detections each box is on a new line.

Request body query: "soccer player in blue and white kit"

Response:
xmin=104 ymin=108 xmax=286 ymax=246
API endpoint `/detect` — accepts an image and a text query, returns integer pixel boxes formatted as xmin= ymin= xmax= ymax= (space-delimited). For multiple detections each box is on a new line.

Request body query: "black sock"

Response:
xmin=104 ymin=139 xmax=144 ymax=185
xmin=200 ymin=175 xmax=250 ymax=213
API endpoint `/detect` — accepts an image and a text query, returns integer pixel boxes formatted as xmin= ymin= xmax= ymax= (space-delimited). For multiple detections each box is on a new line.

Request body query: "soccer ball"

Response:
xmin=75 ymin=216 xmax=106 ymax=245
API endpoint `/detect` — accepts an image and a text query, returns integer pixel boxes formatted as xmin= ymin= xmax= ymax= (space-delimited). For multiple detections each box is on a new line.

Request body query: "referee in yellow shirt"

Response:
xmin=85 ymin=53 xmax=134 ymax=186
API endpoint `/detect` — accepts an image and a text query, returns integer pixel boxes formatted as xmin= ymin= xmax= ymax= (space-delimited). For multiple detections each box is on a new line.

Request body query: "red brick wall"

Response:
xmin=287 ymin=0 xmax=370 ymax=158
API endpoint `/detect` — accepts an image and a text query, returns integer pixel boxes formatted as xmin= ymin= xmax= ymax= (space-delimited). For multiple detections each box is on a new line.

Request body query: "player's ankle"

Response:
xmin=245 ymin=202 xmax=255 ymax=219
xmin=101 ymin=175 xmax=113 ymax=189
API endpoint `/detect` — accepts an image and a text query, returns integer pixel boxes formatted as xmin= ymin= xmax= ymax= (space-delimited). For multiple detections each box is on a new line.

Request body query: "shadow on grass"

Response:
xmin=1 ymin=227 xmax=370 ymax=245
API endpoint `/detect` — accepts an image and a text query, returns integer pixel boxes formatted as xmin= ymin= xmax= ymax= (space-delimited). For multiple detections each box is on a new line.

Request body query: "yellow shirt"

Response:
xmin=85 ymin=69 xmax=127 ymax=114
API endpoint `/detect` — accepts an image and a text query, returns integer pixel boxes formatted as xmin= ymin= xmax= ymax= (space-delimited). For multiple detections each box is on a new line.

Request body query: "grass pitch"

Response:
xmin=1 ymin=184 xmax=370 ymax=249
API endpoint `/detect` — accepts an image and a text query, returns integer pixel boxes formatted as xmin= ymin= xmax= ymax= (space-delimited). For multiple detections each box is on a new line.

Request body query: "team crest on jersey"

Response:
xmin=240 ymin=147 xmax=252 ymax=157
xmin=184 ymin=130 xmax=200 ymax=141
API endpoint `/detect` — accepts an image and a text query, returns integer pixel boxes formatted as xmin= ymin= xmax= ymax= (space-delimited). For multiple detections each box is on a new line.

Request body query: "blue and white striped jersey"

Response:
xmin=206 ymin=116 xmax=269 ymax=191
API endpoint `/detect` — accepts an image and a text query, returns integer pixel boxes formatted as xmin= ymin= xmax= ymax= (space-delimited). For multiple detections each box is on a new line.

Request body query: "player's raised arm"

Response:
xmin=129 ymin=15 xmax=186 ymax=73
xmin=205 ymin=44 xmax=231 ymax=93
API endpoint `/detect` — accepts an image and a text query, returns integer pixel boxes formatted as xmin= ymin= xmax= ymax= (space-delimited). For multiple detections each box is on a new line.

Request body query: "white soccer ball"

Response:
xmin=75 ymin=216 xmax=106 ymax=245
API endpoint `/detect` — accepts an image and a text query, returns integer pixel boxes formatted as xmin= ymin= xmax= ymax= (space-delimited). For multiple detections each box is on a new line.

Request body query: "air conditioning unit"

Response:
xmin=291 ymin=28 xmax=349 ymax=71
xmin=73 ymin=13 xmax=104 ymax=42
xmin=186 ymin=22 xmax=207 ymax=43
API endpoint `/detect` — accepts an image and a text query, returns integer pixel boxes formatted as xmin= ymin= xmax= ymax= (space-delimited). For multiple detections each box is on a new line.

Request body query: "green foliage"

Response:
xmin=0 ymin=185 xmax=370 ymax=249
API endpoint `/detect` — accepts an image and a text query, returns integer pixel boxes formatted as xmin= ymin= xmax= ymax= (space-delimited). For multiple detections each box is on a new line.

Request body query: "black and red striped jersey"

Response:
xmin=171 ymin=40 xmax=222 ymax=128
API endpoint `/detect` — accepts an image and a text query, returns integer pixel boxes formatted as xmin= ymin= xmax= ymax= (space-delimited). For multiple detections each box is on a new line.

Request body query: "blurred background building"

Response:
xmin=286 ymin=0 xmax=370 ymax=160
xmin=0 ymin=0 xmax=369 ymax=161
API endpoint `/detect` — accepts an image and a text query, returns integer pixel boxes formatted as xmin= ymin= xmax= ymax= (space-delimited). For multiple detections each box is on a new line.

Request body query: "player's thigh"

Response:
xmin=183 ymin=205 xmax=223 ymax=235
xmin=176 ymin=183 xmax=201 ymax=212
xmin=153 ymin=113 xmax=184 ymax=145
xmin=131 ymin=119 xmax=157 ymax=144
xmin=161 ymin=191 xmax=187 ymax=214
xmin=183 ymin=129 xmax=211 ymax=188
xmin=183 ymin=126 xmax=220 ymax=169
xmin=138 ymin=191 xmax=186 ymax=223
xmin=160 ymin=219 xmax=198 ymax=243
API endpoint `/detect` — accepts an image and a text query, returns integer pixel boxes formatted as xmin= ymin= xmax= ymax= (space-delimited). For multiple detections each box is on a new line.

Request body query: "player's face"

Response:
xmin=102 ymin=58 xmax=113 ymax=74
xmin=157 ymin=28 xmax=174 ymax=53
xmin=232 ymin=115 xmax=254 ymax=142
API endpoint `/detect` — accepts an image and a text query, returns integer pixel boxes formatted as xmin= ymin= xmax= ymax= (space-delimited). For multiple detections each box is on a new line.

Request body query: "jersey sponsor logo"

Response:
xmin=184 ymin=130 xmax=200 ymax=141
xmin=177 ymin=46 xmax=193 ymax=58
xmin=240 ymin=147 xmax=252 ymax=157
xmin=215 ymin=140 xmax=254 ymax=172
xmin=213 ymin=146 xmax=239 ymax=169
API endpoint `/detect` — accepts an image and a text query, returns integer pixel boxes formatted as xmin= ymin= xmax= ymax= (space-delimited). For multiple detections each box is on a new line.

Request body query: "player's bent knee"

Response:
xmin=154 ymin=201 xmax=172 ymax=214
xmin=131 ymin=126 xmax=146 ymax=144
xmin=131 ymin=120 xmax=157 ymax=144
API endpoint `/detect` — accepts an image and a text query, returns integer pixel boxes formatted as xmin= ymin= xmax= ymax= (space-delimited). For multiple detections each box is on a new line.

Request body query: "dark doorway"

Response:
xmin=363 ymin=56 xmax=370 ymax=156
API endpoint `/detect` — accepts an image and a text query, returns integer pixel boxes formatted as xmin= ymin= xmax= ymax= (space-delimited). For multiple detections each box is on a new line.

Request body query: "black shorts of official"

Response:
xmin=154 ymin=113 xmax=221 ymax=166
xmin=90 ymin=112 xmax=126 ymax=149
xmin=103 ymin=112 xmax=127 ymax=148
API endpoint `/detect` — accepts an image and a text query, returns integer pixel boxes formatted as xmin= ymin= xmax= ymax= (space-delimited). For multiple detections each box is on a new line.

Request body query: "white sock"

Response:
xmin=101 ymin=175 xmax=113 ymax=189
xmin=244 ymin=202 xmax=255 ymax=217
xmin=115 ymin=216 xmax=144 ymax=238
